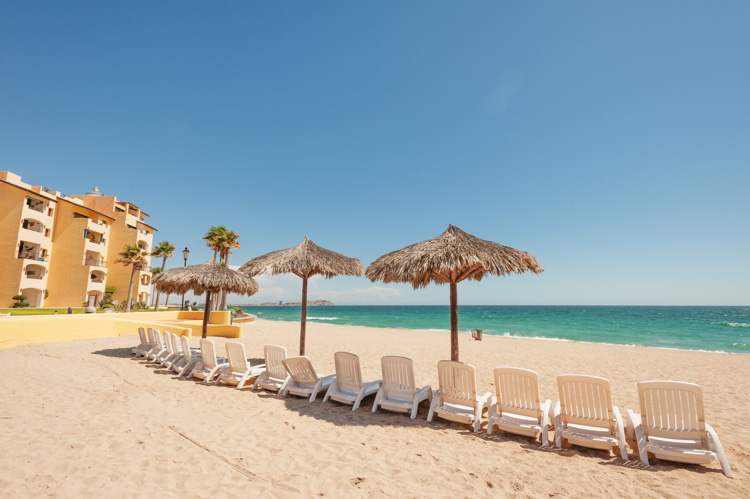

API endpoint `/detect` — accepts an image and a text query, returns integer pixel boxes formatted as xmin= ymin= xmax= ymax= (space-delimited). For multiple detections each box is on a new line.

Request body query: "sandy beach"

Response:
xmin=1 ymin=318 xmax=748 ymax=498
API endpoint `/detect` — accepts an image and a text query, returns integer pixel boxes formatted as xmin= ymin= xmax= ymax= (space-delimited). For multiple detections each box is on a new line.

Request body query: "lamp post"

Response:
xmin=181 ymin=247 xmax=190 ymax=310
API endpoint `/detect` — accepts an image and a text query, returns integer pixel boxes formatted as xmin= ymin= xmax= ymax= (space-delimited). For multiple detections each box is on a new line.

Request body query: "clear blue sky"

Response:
xmin=2 ymin=2 xmax=748 ymax=305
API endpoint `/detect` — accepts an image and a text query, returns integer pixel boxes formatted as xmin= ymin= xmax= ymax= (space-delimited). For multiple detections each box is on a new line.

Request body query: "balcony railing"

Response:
xmin=18 ymin=251 xmax=45 ymax=262
xmin=83 ymin=256 xmax=107 ymax=267
xmin=24 ymin=274 xmax=44 ymax=280
xmin=25 ymin=203 xmax=45 ymax=214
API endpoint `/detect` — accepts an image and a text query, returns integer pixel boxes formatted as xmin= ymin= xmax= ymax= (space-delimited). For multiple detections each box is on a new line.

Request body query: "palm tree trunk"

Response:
xmin=154 ymin=290 xmax=161 ymax=311
xmin=165 ymin=294 xmax=171 ymax=308
xmin=220 ymin=253 xmax=229 ymax=310
xmin=125 ymin=266 xmax=136 ymax=313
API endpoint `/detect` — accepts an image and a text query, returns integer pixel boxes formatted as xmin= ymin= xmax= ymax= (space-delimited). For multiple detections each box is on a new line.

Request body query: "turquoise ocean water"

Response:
xmin=238 ymin=305 xmax=750 ymax=354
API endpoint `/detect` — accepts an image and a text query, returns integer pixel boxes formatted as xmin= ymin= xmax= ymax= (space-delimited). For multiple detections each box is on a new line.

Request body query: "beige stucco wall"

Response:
xmin=46 ymin=201 xmax=112 ymax=307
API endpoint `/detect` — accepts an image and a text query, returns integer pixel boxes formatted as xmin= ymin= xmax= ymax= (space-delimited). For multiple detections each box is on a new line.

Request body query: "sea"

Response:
xmin=237 ymin=305 xmax=750 ymax=354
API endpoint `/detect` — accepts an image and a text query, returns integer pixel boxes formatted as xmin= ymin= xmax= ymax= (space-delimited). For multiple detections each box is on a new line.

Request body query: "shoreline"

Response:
xmin=251 ymin=316 xmax=749 ymax=355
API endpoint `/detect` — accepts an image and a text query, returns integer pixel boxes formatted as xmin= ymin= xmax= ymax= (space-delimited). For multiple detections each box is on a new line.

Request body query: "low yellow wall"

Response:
xmin=0 ymin=314 xmax=191 ymax=350
xmin=177 ymin=310 xmax=231 ymax=325
xmin=157 ymin=322 xmax=242 ymax=338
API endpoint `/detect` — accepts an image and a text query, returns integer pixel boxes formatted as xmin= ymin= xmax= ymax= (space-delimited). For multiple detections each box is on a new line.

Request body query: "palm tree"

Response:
xmin=202 ymin=226 xmax=241 ymax=310
xmin=217 ymin=229 xmax=241 ymax=309
xmin=151 ymin=241 xmax=175 ymax=311
xmin=202 ymin=226 xmax=225 ymax=261
xmin=150 ymin=267 xmax=161 ymax=308
xmin=116 ymin=245 xmax=149 ymax=313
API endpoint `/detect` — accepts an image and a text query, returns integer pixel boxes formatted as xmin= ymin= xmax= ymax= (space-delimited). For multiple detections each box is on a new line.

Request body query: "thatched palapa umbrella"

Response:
xmin=239 ymin=237 xmax=364 ymax=355
xmin=153 ymin=259 xmax=259 ymax=338
xmin=366 ymin=225 xmax=543 ymax=362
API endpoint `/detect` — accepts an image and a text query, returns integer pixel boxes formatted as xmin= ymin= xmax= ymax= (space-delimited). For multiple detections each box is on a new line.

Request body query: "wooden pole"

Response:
xmin=450 ymin=281 xmax=459 ymax=361
xmin=202 ymin=291 xmax=212 ymax=339
xmin=300 ymin=276 xmax=308 ymax=355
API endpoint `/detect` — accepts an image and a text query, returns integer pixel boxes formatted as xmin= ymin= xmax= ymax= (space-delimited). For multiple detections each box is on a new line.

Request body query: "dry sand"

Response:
xmin=1 ymin=318 xmax=748 ymax=498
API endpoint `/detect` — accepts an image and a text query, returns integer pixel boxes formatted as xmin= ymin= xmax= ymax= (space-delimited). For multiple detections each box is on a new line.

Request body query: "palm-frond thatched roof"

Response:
xmin=366 ymin=225 xmax=543 ymax=288
xmin=239 ymin=237 xmax=364 ymax=279
xmin=153 ymin=259 xmax=259 ymax=296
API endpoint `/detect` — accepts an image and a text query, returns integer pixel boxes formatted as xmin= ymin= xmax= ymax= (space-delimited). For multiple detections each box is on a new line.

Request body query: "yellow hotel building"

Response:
xmin=0 ymin=171 xmax=156 ymax=308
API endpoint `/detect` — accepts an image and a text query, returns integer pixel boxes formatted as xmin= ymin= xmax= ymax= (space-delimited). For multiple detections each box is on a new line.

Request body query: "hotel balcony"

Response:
xmin=84 ymin=237 xmax=106 ymax=254
xmin=82 ymin=253 xmax=107 ymax=268
xmin=86 ymin=218 xmax=108 ymax=236
xmin=22 ymin=201 xmax=54 ymax=227
xmin=20 ymin=263 xmax=47 ymax=290
xmin=17 ymin=244 xmax=49 ymax=267
xmin=87 ymin=279 xmax=106 ymax=294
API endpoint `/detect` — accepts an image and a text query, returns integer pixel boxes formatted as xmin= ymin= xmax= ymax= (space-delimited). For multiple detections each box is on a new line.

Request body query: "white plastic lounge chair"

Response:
xmin=252 ymin=345 xmax=290 ymax=393
xmin=427 ymin=360 xmax=491 ymax=433
xmin=160 ymin=332 xmax=180 ymax=368
xmin=627 ymin=381 xmax=732 ymax=477
xmin=132 ymin=327 xmax=149 ymax=357
xmin=554 ymin=375 xmax=627 ymax=460
xmin=163 ymin=332 xmax=183 ymax=369
xmin=323 ymin=352 xmax=382 ymax=411
xmin=143 ymin=328 xmax=159 ymax=359
xmin=189 ymin=339 xmax=228 ymax=384
xmin=372 ymin=356 xmax=431 ymax=419
xmin=281 ymin=356 xmax=336 ymax=402
xmin=216 ymin=342 xmax=266 ymax=389
xmin=174 ymin=335 xmax=201 ymax=377
xmin=146 ymin=330 xmax=167 ymax=362
xmin=155 ymin=331 xmax=175 ymax=365
xmin=487 ymin=367 xmax=552 ymax=445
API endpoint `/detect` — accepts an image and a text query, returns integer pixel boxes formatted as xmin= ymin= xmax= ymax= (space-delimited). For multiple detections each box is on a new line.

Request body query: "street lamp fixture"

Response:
xmin=181 ymin=247 xmax=190 ymax=309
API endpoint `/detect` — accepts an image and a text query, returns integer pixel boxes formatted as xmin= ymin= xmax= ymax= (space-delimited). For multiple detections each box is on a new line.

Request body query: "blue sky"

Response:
xmin=1 ymin=2 xmax=748 ymax=305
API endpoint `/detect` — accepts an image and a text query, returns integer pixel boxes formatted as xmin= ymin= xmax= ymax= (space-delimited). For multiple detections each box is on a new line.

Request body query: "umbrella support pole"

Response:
xmin=450 ymin=282 xmax=459 ymax=361
xmin=299 ymin=276 xmax=308 ymax=356
xmin=202 ymin=292 xmax=212 ymax=339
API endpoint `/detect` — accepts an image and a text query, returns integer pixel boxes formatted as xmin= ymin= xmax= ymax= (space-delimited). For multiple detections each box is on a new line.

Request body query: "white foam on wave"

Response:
xmin=307 ymin=316 xmax=341 ymax=321
xmin=725 ymin=322 xmax=750 ymax=327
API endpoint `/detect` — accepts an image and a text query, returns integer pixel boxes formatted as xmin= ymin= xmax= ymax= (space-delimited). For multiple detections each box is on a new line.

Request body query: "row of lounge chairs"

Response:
xmin=131 ymin=328 xmax=733 ymax=478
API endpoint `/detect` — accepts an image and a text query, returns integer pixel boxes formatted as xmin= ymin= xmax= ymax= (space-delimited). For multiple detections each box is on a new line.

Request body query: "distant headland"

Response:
xmin=241 ymin=300 xmax=335 ymax=307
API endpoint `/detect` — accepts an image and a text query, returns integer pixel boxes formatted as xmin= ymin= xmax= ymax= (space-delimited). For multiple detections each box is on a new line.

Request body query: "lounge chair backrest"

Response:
xmin=437 ymin=360 xmax=477 ymax=407
xmin=494 ymin=367 xmax=542 ymax=419
xmin=381 ymin=356 xmax=417 ymax=400
xmin=138 ymin=327 xmax=147 ymax=346
xmin=557 ymin=375 xmax=614 ymax=431
xmin=180 ymin=334 xmax=192 ymax=356
xmin=282 ymin=356 xmax=319 ymax=387
xmin=264 ymin=345 xmax=288 ymax=379
xmin=225 ymin=342 xmax=248 ymax=374
xmin=638 ymin=380 xmax=707 ymax=447
xmin=170 ymin=332 xmax=180 ymax=355
xmin=163 ymin=332 xmax=174 ymax=355
xmin=147 ymin=328 xmax=155 ymax=347
xmin=334 ymin=352 xmax=363 ymax=391
xmin=154 ymin=330 xmax=163 ymax=349
xmin=200 ymin=339 xmax=219 ymax=369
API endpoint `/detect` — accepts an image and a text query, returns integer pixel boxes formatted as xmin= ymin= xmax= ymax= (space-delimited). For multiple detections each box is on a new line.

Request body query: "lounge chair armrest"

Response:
xmin=705 ymin=423 xmax=733 ymax=478
xmin=488 ymin=396 xmax=497 ymax=419
xmin=321 ymin=374 xmax=336 ymax=381
xmin=612 ymin=406 xmax=628 ymax=460
xmin=627 ymin=409 xmax=649 ymax=464
xmin=554 ymin=400 xmax=562 ymax=448
xmin=364 ymin=380 xmax=382 ymax=389
xmin=540 ymin=399 xmax=552 ymax=426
